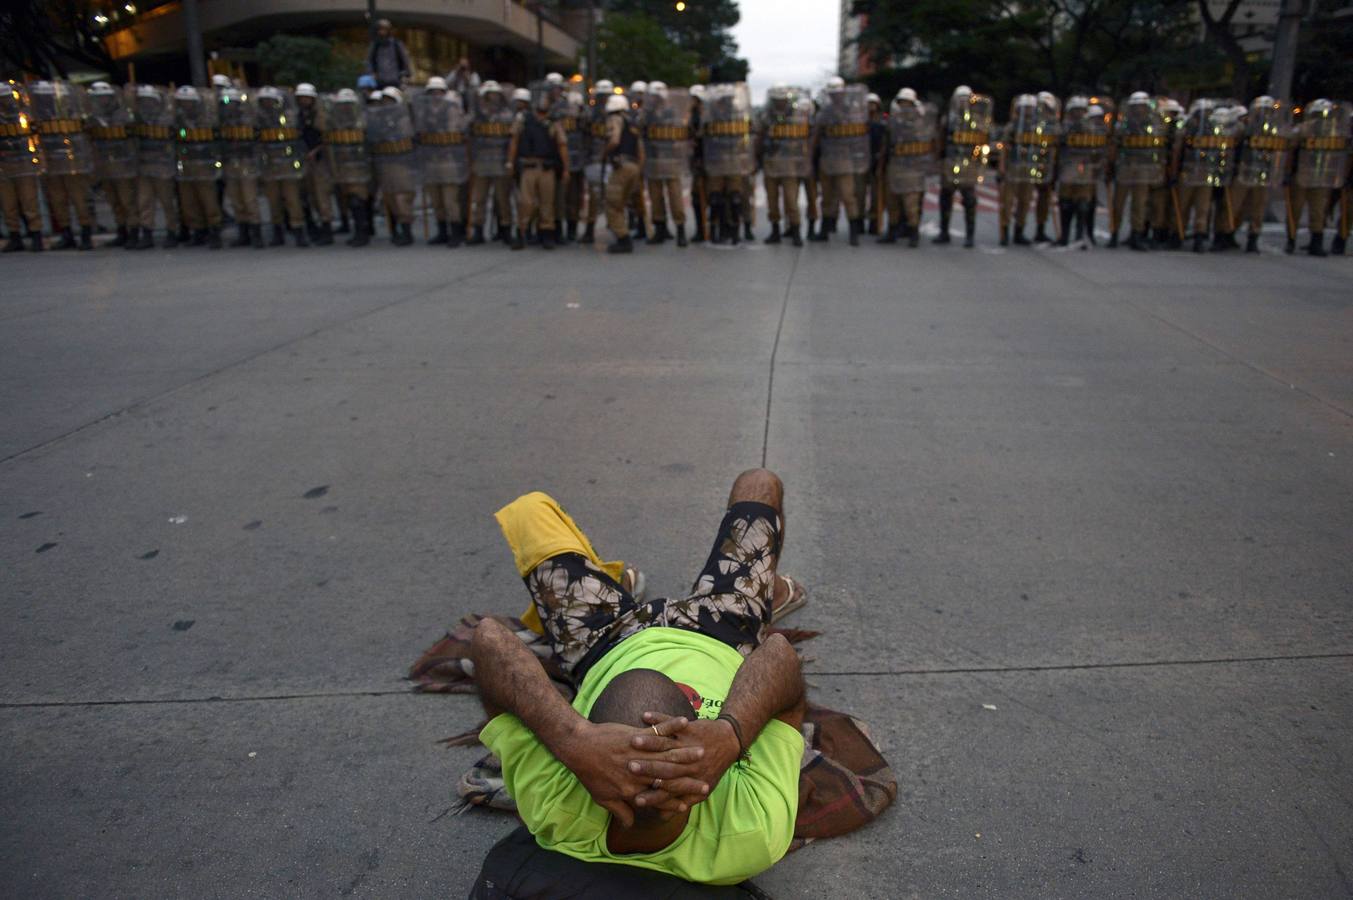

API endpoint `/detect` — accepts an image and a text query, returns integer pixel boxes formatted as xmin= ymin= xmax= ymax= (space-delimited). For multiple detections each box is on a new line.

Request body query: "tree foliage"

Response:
xmin=607 ymin=0 xmax=748 ymax=81
xmin=597 ymin=12 xmax=700 ymax=86
xmin=255 ymin=34 xmax=365 ymax=92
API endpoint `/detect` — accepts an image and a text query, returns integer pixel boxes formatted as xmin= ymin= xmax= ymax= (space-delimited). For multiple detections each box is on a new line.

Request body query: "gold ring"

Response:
xmin=651 ymin=724 xmax=660 ymax=736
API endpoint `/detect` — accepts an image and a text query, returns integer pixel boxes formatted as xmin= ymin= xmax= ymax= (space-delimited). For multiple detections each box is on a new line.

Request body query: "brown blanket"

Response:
xmin=409 ymin=615 xmax=897 ymax=850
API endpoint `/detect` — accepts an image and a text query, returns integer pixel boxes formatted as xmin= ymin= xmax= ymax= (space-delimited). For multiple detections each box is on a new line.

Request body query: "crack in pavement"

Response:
xmin=761 ymin=247 xmax=800 ymax=468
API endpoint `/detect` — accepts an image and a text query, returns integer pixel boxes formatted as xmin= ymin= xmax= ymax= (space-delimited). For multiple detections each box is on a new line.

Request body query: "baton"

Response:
xmin=420 ymin=185 xmax=428 ymax=241
xmin=1223 ymin=184 xmax=1236 ymax=234
xmin=1052 ymin=187 xmax=1064 ymax=242
xmin=1284 ymin=185 xmax=1296 ymax=242
xmin=1170 ymin=185 xmax=1185 ymax=240
xmin=1342 ymin=184 xmax=1350 ymax=240
xmin=874 ymin=169 xmax=885 ymax=234
xmin=698 ymin=174 xmax=710 ymax=243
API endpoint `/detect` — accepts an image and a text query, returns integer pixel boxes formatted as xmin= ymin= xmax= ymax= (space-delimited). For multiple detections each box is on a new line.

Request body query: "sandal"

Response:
xmin=770 ymin=575 xmax=807 ymax=623
xmin=621 ymin=567 xmax=647 ymax=603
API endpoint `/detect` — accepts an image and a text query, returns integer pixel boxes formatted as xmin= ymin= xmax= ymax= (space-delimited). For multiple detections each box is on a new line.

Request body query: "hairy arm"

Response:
xmin=470 ymin=618 xmax=701 ymax=827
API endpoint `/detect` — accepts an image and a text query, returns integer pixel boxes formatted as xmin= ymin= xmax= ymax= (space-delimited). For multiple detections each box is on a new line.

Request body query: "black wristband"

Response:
xmin=717 ymin=713 xmax=749 ymax=761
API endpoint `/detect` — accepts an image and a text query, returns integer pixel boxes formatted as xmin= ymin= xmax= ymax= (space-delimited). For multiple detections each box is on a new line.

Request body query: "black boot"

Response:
xmin=2 ymin=233 xmax=22 ymax=253
xmin=877 ymin=223 xmax=897 ymax=244
xmin=933 ymin=207 xmax=952 ymax=244
xmin=765 ymin=223 xmax=782 ymax=245
xmin=231 ymin=224 xmax=250 ymax=247
xmin=177 ymin=224 xmax=191 ymax=245
xmin=1013 ymin=226 xmax=1031 ymax=246
xmin=709 ymin=193 xmax=726 ymax=244
xmin=607 ymin=234 xmax=634 ymax=254
xmin=541 ymin=229 xmax=557 ymax=250
xmin=346 ymin=198 xmax=370 ymax=247
xmin=78 ymin=225 xmax=93 ymax=250
xmin=1284 ymin=236 xmax=1295 ymax=254
xmin=1331 ymin=234 xmax=1346 ymax=255
xmin=1034 ymin=222 xmax=1050 ymax=243
xmin=1210 ymin=232 xmax=1230 ymax=252
xmin=566 ymin=220 xmax=577 ymax=242
xmin=126 ymin=227 xmax=142 ymax=250
xmin=647 ymin=221 xmax=667 ymax=245
xmin=1086 ymin=201 xmax=1099 ymax=245
xmin=511 ymin=228 xmax=525 ymax=250
xmin=29 ymin=230 xmax=43 ymax=251
xmin=314 ymin=222 xmax=333 ymax=246
xmin=429 ymin=220 xmax=448 ymax=245
xmin=447 ymin=222 xmax=465 ymax=248
xmin=1307 ymin=232 xmax=1326 ymax=257
xmin=1107 ymin=230 xmax=1119 ymax=249
xmin=809 ymin=216 xmax=828 ymax=242
xmin=54 ymin=228 xmax=77 ymax=250
xmin=578 ymin=222 xmax=594 ymax=245
xmin=1055 ymin=202 xmax=1073 ymax=246
xmin=1075 ymin=203 xmax=1090 ymax=249
xmin=1128 ymin=230 xmax=1148 ymax=252
xmin=788 ymin=223 xmax=803 ymax=247
xmin=161 ymin=228 xmax=178 ymax=249
xmin=676 ymin=224 xmax=688 ymax=248
xmin=207 ymin=226 xmax=223 ymax=250
xmin=999 ymin=225 xmax=1009 ymax=247
xmin=1192 ymin=233 xmax=1205 ymax=253
xmin=908 ymin=224 xmax=919 ymax=248
xmin=848 ymin=217 xmax=861 ymax=247
xmin=496 ymin=224 xmax=513 ymax=244
xmin=292 ymin=227 xmax=310 ymax=247
xmin=963 ymin=206 xmax=976 ymax=248
xmin=111 ymin=225 xmax=128 ymax=247
xmin=393 ymin=222 xmax=413 ymax=246
xmin=1244 ymin=232 xmax=1259 ymax=254
xmin=267 ymin=224 xmax=284 ymax=247
xmin=466 ymin=225 xmax=486 ymax=246
xmin=729 ymin=194 xmax=743 ymax=245
xmin=806 ymin=219 xmax=818 ymax=241
xmin=744 ymin=219 xmax=754 ymax=241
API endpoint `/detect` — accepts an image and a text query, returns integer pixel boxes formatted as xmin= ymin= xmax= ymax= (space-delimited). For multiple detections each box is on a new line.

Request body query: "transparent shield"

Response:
xmin=1295 ymin=102 xmax=1351 ymax=189
xmin=761 ymin=90 xmax=812 ymax=180
xmin=886 ymin=102 xmax=935 ymax=193
xmin=818 ymin=83 xmax=869 ymax=176
xmin=644 ymin=87 xmax=692 ymax=179
xmin=703 ymin=82 xmax=753 ymax=178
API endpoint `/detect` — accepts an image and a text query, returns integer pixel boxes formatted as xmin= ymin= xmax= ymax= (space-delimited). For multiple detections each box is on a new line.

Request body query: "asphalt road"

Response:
xmin=2 ymin=229 xmax=1350 ymax=899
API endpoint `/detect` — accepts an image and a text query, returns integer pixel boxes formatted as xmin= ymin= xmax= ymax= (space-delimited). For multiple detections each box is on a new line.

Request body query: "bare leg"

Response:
xmin=725 ymin=469 xmax=791 ymax=610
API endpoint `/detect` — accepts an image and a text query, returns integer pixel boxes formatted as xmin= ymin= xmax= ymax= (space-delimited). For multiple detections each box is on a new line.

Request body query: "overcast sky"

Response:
xmin=731 ymin=0 xmax=840 ymax=104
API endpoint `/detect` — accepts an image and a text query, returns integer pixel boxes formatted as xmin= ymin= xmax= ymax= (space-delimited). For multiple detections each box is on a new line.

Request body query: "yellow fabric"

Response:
xmin=494 ymin=492 xmax=626 ymax=634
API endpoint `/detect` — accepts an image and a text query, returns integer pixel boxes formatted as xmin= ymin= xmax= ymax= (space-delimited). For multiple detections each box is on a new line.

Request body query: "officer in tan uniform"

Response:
xmin=468 ymin=81 xmax=515 ymax=245
xmin=1286 ymin=98 xmax=1350 ymax=257
xmin=87 ymin=81 xmax=138 ymax=247
xmin=1 ymin=83 xmax=45 ymax=252
xmin=30 ymin=80 xmax=96 ymax=250
xmin=256 ymin=86 xmax=310 ymax=247
xmin=580 ymin=79 xmax=614 ymax=245
xmin=173 ymin=85 xmax=223 ymax=249
xmin=602 ymin=92 xmax=644 ymax=254
xmin=755 ymin=83 xmax=810 ymax=246
xmin=507 ymin=86 xmax=569 ymax=250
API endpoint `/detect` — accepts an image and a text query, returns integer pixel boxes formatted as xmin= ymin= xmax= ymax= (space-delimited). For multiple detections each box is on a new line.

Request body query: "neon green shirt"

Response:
xmin=479 ymin=627 xmax=804 ymax=885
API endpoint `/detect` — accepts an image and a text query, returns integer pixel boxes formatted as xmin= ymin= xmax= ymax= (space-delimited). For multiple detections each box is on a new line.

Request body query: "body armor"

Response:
xmin=759 ymin=87 xmax=812 ymax=180
xmin=942 ymin=93 xmax=992 ymax=188
xmin=412 ymin=90 xmax=469 ymax=185
xmin=174 ymin=94 xmax=219 ymax=181
xmin=29 ymin=81 xmax=94 ymax=176
xmin=256 ymin=89 xmax=306 ymax=181
xmin=0 ymin=85 xmax=43 ymax=178
xmin=323 ymin=97 xmax=370 ymax=185
xmin=134 ymin=88 xmax=177 ymax=180
xmin=1294 ymin=102 xmax=1350 ymax=190
xmin=366 ymin=102 xmax=418 ymax=193
xmin=702 ymin=83 xmax=753 ymax=178
xmin=217 ymin=87 xmax=260 ymax=179
xmin=471 ymin=98 xmax=514 ymax=178
xmin=643 ymin=88 xmax=692 ymax=180
xmin=887 ymin=101 xmax=936 ymax=194
xmin=817 ymin=84 xmax=870 ymax=177
xmin=1178 ymin=100 xmax=1241 ymax=188
xmin=88 ymin=88 xmax=137 ymax=178
xmin=1113 ymin=100 xmax=1168 ymax=187
xmin=1005 ymin=95 xmax=1057 ymax=185
xmin=1058 ymin=109 xmax=1109 ymax=185
xmin=1235 ymin=99 xmax=1292 ymax=188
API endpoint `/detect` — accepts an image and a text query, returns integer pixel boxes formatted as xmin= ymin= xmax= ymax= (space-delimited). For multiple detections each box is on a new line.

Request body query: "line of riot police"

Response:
xmin=3 ymin=76 xmax=1349 ymax=256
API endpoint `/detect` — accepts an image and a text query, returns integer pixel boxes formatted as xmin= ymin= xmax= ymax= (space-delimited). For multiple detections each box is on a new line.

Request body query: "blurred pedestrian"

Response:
xmin=366 ymin=19 xmax=412 ymax=89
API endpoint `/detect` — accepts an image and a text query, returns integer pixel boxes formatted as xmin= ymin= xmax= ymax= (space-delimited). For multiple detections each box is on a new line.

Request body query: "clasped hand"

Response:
xmin=562 ymin=712 xmax=740 ymax=827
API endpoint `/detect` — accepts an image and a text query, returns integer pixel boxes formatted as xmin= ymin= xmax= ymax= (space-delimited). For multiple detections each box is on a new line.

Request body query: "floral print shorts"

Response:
xmin=522 ymin=501 xmax=782 ymax=683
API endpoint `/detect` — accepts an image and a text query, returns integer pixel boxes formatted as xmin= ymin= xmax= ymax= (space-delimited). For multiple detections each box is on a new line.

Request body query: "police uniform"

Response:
xmin=0 ymin=84 xmax=45 ymax=251
xmin=757 ymin=86 xmax=810 ymax=245
xmin=603 ymin=98 xmax=643 ymax=253
xmin=509 ymin=104 xmax=568 ymax=249
xmin=173 ymin=86 xmax=223 ymax=248
xmin=30 ymin=80 xmax=96 ymax=249
xmin=1287 ymin=98 xmax=1351 ymax=257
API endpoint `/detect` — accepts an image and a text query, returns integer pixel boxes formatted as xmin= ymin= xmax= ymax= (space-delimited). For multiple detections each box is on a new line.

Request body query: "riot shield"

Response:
xmin=471 ymin=93 xmax=514 ymax=178
xmin=1005 ymin=94 xmax=1056 ymax=185
xmin=367 ymin=102 xmax=418 ymax=192
xmin=323 ymin=95 xmax=370 ymax=185
xmin=175 ymin=92 xmax=219 ymax=181
xmin=29 ymin=80 xmax=94 ymax=176
xmin=643 ymin=88 xmax=692 ymax=179
xmin=0 ymin=84 xmax=43 ymax=179
xmin=412 ymin=89 xmax=469 ymax=185
xmin=1058 ymin=109 xmax=1109 ymax=185
xmin=554 ymin=92 xmax=585 ymax=174
xmin=1236 ymin=98 xmax=1291 ymax=187
xmin=133 ymin=87 xmax=177 ymax=179
xmin=702 ymin=83 xmax=753 ymax=178
xmin=1178 ymin=100 xmax=1240 ymax=188
xmin=1295 ymin=102 xmax=1351 ymax=190
xmin=760 ymin=87 xmax=811 ymax=179
xmin=256 ymin=88 xmax=305 ymax=181
xmin=942 ymin=92 xmax=992 ymax=187
xmin=584 ymin=103 xmax=610 ymax=186
xmin=886 ymin=100 xmax=935 ymax=194
xmin=88 ymin=88 xmax=137 ymax=177
xmin=817 ymin=83 xmax=869 ymax=177
xmin=217 ymin=86 xmax=260 ymax=178
xmin=1113 ymin=99 xmax=1168 ymax=187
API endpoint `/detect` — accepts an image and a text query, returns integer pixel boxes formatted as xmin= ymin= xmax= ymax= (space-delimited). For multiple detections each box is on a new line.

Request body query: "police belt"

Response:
xmin=646 ymin=125 xmax=690 ymax=141
xmin=1120 ymin=134 xmax=1167 ymax=149
xmin=325 ymin=129 xmax=364 ymax=145
xmin=1065 ymin=133 xmax=1107 ymax=148
xmin=1185 ymin=135 xmax=1232 ymax=149
xmin=259 ymin=127 xmax=301 ymax=142
xmin=0 ymin=122 xmax=33 ymax=137
xmin=473 ymin=122 xmax=513 ymax=137
xmin=1013 ymin=131 xmax=1053 ymax=146
xmin=706 ymin=120 xmax=750 ymax=136
xmin=518 ymin=157 xmax=556 ymax=170
xmin=1302 ymin=136 xmax=1349 ymax=151
xmin=219 ymin=125 xmax=257 ymax=141
xmin=135 ymin=124 xmax=173 ymax=140
xmin=769 ymin=123 xmax=810 ymax=139
xmin=950 ymin=130 xmax=989 ymax=145
xmin=34 ymin=118 xmax=84 ymax=136
xmin=557 ymin=117 xmax=577 ymax=132
xmin=1245 ymin=134 xmax=1287 ymax=151
xmin=417 ymin=131 xmax=465 ymax=146
xmin=892 ymin=140 xmax=933 ymax=156
xmin=178 ymin=127 xmax=215 ymax=143
xmin=591 ymin=122 xmax=608 ymax=138
xmin=609 ymin=153 xmax=638 ymax=166
xmin=89 ymin=125 xmax=131 ymax=141
xmin=370 ymin=138 xmax=414 ymax=155
xmin=824 ymin=122 xmax=867 ymax=138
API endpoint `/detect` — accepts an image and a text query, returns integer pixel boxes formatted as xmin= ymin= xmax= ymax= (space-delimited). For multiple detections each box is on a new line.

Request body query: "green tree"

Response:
xmin=255 ymin=34 xmax=364 ymax=91
xmin=607 ymin=0 xmax=748 ymax=81
xmin=597 ymin=12 xmax=700 ymax=86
